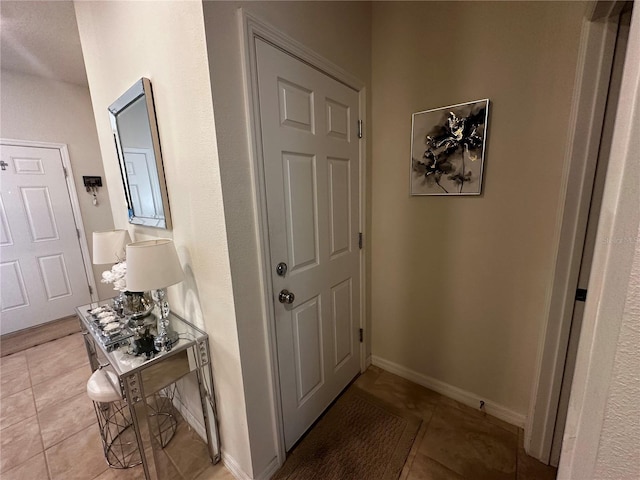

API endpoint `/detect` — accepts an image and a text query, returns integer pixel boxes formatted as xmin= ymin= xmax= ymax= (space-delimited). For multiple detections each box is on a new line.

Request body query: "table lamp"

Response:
xmin=92 ymin=230 xmax=131 ymax=264
xmin=125 ymin=239 xmax=184 ymax=352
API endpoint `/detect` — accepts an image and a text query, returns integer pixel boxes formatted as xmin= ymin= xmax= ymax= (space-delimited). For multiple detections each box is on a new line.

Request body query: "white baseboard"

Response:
xmin=371 ymin=355 xmax=526 ymax=428
xmin=173 ymin=396 xmax=207 ymax=441
xmin=221 ymin=449 xmax=280 ymax=480
xmin=223 ymin=451 xmax=253 ymax=480
xmin=254 ymin=455 xmax=281 ymax=480
xmin=365 ymin=354 xmax=372 ymax=369
xmin=173 ymin=397 xmax=280 ymax=480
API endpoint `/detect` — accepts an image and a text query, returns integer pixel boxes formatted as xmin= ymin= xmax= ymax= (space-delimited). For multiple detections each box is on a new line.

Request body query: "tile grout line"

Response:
xmin=0 ymin=382 xmax=31 ymax=400
xmin=3 ymin=334 xmax=90 ymax=479
xmin=402 ymin=415 xmax=432 ymax=479
xmin=49 ymin=423 xmax=110 ymax=480
xmin=30 ymin=361 xmax=90 ymax=389
xmin=32 ymin=362 xmax=92 ymax=412
xmin=27 ymin=355 xmax=52 ymax=480
xmin=28 ymin=336 xmax=92 ymax=480
xmin=30 ymin=361 xmax=51 ymax=479
xmin=408 ymin=396 xmax=455 ymax=477
xmin=37 ymin=390 xmax=98 ymax=450
xmin=1 ymin=451 xmax=46 ymax=478
xmin=515 ymin=428 xmax=521 ymax=480
xmin=369 ymin=368 xmax=445 ymax=480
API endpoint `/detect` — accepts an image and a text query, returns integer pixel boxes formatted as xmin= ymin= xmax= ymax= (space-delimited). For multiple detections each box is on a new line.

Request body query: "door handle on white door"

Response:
xmin=278 ymin=290 xmax=295 ymax=304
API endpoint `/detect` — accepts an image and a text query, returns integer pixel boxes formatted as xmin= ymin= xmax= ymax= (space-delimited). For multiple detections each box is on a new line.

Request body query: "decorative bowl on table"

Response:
xmin=113 ymin=291 xmax=154 ymax=320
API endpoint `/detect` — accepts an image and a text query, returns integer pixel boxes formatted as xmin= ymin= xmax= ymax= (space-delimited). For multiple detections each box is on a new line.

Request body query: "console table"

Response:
xmin=76 ymin=302 xmax=221 ymax=480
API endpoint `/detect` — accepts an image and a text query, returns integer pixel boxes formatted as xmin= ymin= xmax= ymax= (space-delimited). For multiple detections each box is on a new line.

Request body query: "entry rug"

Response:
xmin=272 ymin=387 xmax=422 ymax=480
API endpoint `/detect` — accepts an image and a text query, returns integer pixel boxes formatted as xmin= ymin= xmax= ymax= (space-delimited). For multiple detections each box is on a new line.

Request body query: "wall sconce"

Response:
xmin=83 ymin=176 xmax=102 ymax=206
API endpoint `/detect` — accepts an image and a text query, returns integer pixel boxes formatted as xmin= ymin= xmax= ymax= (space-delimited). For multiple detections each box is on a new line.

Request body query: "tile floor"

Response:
xmin=1 ymin=333 xmax=557 ymax=480
xmin=0 ymin=333 xmax=232 ymax=480
xmin=353 ymin=365 xmax=557 ymax=480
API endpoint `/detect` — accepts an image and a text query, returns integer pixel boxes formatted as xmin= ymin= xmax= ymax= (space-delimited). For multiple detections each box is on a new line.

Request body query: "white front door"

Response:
xmin=256 ymin=39 xmax=362 ymax=450
xmin=124 ymin=147 xmax=160 ymax=219
xmin=0 ymin=144 xmax=91 ymax=334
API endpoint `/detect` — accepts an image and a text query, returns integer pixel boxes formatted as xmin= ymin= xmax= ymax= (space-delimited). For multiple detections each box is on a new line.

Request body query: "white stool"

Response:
xmin=87 ymin=368 xmax=142 ymax=469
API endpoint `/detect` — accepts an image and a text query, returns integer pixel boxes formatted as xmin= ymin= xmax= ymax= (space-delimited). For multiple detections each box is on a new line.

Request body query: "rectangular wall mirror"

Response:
xmin=109 ymin=78 xmax=172 ymax=229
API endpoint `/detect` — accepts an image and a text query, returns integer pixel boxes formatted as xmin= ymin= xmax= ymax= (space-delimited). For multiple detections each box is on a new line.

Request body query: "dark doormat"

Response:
xmin=273 ymin=387 xmax=422 ymax=480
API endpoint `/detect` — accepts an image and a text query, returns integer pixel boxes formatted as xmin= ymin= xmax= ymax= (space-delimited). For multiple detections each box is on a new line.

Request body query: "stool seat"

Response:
xmin=87 ymin=369 xmax=121 ymax=403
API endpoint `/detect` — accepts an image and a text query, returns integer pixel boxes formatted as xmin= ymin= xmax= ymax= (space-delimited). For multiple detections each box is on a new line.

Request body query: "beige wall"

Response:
xmin=68 ymin=0 xmax=603 ymax=475
xmin=202 ymin=2 xmax=371 ymax=476
xmin=73 ymin=0 xmax=251 ymax=473
xmin=0 ymin=70 xmax=115 ymax=300
xmin=370 ymin=1 xmax=586 ymax=418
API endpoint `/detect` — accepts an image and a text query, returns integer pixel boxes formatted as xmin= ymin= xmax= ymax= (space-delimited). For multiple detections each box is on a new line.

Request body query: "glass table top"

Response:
xmin=76 ymin=301 xmax=207 ymax=377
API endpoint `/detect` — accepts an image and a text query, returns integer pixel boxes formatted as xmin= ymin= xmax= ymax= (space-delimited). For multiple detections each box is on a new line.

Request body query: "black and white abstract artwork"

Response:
xmin=410 ymin=99 xmax=489 ymax=195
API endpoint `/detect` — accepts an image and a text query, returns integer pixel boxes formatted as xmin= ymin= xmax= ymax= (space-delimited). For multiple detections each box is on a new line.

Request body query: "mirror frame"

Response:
xmin=108 ymin=78 xmax=172 ymax=230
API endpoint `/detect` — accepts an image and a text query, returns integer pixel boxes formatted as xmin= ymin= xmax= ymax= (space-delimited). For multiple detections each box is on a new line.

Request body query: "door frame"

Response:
xmin=239 ymin=9 xmax=367 ymax=463
xmin=525 ymin=1 xmax=628 ymax=462
xmin=0 ymin=138 xmax=99 ymax=306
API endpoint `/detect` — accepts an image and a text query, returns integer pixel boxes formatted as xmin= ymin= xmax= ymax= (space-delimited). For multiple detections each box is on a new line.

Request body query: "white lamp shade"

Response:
xmin=93 ymin=230 xmax=131 ymax=264
xmin=125 ymin=239 xmax=184 ymax=292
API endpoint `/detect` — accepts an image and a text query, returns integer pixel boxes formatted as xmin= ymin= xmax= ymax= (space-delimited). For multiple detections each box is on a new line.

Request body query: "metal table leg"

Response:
xmin=195 ymin=339 xmax=221 ymax=464
xmin=123 ymin=372 xmax=159 ymax=480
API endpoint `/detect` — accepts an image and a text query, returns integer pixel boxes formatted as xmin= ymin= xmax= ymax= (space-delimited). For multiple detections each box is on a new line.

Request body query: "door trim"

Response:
xmin=0 ymin=138 xmax=99 ymax=305
xmin=239 ymin=9 xmax=367 ymax=468
xmin=525 ymin=1 xmax=626 ymax=462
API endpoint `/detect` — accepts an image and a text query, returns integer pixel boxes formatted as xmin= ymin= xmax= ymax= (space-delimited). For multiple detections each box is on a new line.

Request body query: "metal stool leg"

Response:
xmin=93 ymin=400 xmax=142 ymax=469
xmin=146 ymin=384 xmax=178 ymax=448
xmin=87 ymin=370 xmax=178 ymax=468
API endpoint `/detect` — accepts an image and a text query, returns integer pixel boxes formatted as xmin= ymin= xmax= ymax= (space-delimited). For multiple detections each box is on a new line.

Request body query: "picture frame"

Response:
xmin=410 ymin=99 xmax=489 ymax=196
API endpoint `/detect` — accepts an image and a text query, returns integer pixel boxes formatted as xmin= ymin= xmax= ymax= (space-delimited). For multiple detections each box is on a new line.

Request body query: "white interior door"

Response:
xmin=124 ymin=147 xmax=162 ymax=220
xmin=0 ymin=144 xmax=91 ymax=335
xmin=256 ymin=39 xmax=362 ymax=450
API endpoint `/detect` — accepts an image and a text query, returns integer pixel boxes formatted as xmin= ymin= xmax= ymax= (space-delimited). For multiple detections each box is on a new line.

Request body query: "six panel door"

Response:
xmin=0 ymin=144 xmax=91 ymax=334
xmin=256 ymin=39 xmax=361 ymax=449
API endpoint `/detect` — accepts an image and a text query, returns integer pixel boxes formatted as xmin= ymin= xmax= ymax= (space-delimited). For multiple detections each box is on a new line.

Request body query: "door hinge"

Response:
xmin=76 ymin=228 xmax=81 ymax=239
xmin=357 ymin=120 xmax=363 ymax=139
xmin=63 ymin=166 xmax=68 ymax=178
xmin=358 ymin=232 xmax=363 ymax=249
xmin=576 ymin=288 xmax=587 ymax=302
xmin=359 ymin=328 xmax=363 ymax=343
xmin=88 ymin=285 xmax=94 ymax=295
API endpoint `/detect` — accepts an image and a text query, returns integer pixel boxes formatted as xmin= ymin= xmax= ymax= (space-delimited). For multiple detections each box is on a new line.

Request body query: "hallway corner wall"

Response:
xmin=370 ymin=1 xmax=587 ymax=419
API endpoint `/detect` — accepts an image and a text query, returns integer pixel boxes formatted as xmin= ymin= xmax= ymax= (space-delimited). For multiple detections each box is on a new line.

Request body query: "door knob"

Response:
xmin=276 ymin=262 xmax=288 ymax=277
xmin=278 ymin=290 xmax=295 ymax=304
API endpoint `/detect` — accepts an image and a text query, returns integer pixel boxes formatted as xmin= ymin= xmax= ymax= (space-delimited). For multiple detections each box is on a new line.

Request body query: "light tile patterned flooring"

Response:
xmin=0 ymin=333 xmax=232 ymax=480
xmin=1 ymin=333 xmax=557 ymax=480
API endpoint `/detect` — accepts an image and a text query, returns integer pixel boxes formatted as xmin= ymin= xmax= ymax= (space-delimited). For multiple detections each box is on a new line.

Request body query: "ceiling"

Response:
xmin=0 ymin=1 xmax=88 ymax=86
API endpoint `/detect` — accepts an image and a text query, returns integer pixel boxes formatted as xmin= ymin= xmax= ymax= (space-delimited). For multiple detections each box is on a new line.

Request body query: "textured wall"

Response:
xmin=370 ymin=1 xmax=586 ymax=418
xmin=558 ymin=5 xmax=640 ymax=477
xmin=592 ymin=7 xmax=640 ymax=475
xmin=594 ymin=225 xmax=640 ymax=478
xmin=0 ymin=70 xmax=115 ymax=300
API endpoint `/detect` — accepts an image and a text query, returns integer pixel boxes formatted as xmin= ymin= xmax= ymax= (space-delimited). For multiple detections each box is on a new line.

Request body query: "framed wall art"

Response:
xmin=410 ymin=99 xmax=489 ymax=196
